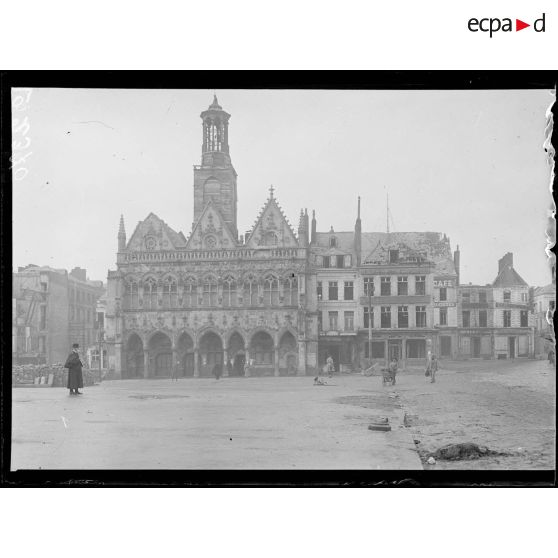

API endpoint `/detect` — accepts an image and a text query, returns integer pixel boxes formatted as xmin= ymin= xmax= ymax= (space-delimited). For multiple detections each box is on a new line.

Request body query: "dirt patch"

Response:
xmin=334 ymin=395 xmax=398 ymax=412
xmin=129 ymin=394 xmax=190 ymax=400
xmin=429 ymin=442 xmax=510 ymax=461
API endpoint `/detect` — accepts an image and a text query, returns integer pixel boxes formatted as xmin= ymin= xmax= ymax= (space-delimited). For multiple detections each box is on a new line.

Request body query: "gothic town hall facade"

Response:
xmin=105 ymin=96 xmax=463 ymax=379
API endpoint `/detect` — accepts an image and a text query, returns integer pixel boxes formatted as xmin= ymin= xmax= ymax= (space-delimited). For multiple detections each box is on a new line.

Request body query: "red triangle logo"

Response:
xmin=516 ymin=19 xmax=530 ymax=31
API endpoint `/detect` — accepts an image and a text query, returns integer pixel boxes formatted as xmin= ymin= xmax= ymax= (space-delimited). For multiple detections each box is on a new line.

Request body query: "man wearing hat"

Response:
xmin=64 ymin=343 xmax=84 ymax=395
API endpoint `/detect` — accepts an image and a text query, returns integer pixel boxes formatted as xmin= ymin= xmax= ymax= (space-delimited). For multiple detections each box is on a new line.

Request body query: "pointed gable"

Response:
xmin=126 ymin=212 xmax=187 ymax=252
xmin=245 ymin=191 xmax=298 ymax=248
xmin=185 ymin=201 xmax=237 ymax=250
xmin=492 ymin=267 xmax=528 ymax=287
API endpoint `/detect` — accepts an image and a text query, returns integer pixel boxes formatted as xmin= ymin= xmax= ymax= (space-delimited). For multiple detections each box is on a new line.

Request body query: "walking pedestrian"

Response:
xmin=430 ymin=354 xmax=439 ymax=383
xmin=388 ymin=357 xmax=398 ymax=385
xmin=64 ymin=343 xmax=84 ymax=395
xmin=213 ymin=362 xmax=222 ymax=380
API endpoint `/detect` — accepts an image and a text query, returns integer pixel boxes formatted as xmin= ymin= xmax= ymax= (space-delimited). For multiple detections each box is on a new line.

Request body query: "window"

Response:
xmin=365 ymin=342 xmax=385 ymax=359
xmin=503 ymin=290 xmax=511 ymax=302
xmin=407 ymin=339 xmax=426 ymax=359
xmin=144 ymin=278 xmax=158 ymax=310
xmin=284 ymin=276 xmax=298 ymax=306
xmin=344 ymin=281 xmax=354 ymax=300
xmin=416 ymin=306 xmax=427 ymax=327
xmin=439 ymin=287 xmax=447 ymax=301
xmin=440 ymin=307 xmax=448 ymax=326
xmin=479 ymin=310 xmax=487 ymax=328
xmin=550 ymin=300 xmax=555 ymax=312
xmin=381 ymin=306 xmax=391 ymax=328
xmin=521 ymin=292 xmax=528 ymax=303
xmin=336 ymin=255 xmax=345 ymax=268
xmin=223 ymin=277 xmax=237 ymax=307
xmin=462 ymin=310 xmax=470 ymax=328
xmin=184 ymin=279 xmax=197 ymax=307
xmin=318 ymin=313 xmax=323 ymax=331
xmin=87 ymin=309 xmax=91 ymax=323
xmin=328 ymin=281 xmax=338 ymax=301
xmin=389 ymin=249 xmax=399 ymax=263
xmin=364 ymin=306 xmax=373 ymax=329
xmin=415 ymin=276 xmax=426 ymax=295
xmin=503 ymin=310 xmax=511 ymax=327
xmin=381 ymin=277 xmax=391 ymax=296
xmin=163 ymin=277 xmax=178 ymax=308
xmin=520 ymin=310 xmax=528 ymax=327
xmin=244 ymin=279 xmax=259 ymax=306
xmin=344 ymin=311 xmax=354 ymax=331
xmin=317 ymin=281 xmax=322 ymax=301
xmin=203 ymin=278 xmax=218 ymax=306
xmin=125 ymin=280 xmax=139 ymax=309
xmin=328 ymin=311 xmax=338 ymax=331
xmin=397 ymin=306 xmax=409 ymax=328
xmin=40 ymin=281 xmax=47 ymax=292
xmin=364 ymin=277 xmax=374 ymax=297
xmin=96 ymin=312 xmax=104 ymax=329
xmin=329 ymin=236 xmax=337 ymax=248
xmin=39 ymin=305 xmax=46 ymax=330
xmin=479 ymin=291 xmax=487 ymax=304
xmin=322 ymin=256 xmax=330 ymax=269
xmin=397 ymin=276 xmax=408 ymax=296
xmin=263 ymin=276 xmax=279 ymax=306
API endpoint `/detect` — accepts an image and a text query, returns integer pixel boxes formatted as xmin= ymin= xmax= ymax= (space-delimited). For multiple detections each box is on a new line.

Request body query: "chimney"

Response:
xmin=453 ymin=244 xmax=460 ymax=286
xmin=354 ymin=196 xmax=362 ymax=266
xmin=70 ymin=267 xmax=87 ymax=282
xmin=498 ymin=252 xmax=514 ymax=274
xmin=311 ymin=210 xmax=317 ymax=244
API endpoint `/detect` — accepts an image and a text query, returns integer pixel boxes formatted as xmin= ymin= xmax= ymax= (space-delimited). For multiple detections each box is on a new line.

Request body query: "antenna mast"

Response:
xmin=386 ymin=191 xmax=390 ymax=234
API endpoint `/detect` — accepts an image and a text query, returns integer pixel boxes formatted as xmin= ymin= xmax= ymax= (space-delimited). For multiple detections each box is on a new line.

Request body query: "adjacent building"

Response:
xmin=532 ymin=282 xmax=556 ymax=357
xmin=12 ymin=265 xmax=104 ymax=365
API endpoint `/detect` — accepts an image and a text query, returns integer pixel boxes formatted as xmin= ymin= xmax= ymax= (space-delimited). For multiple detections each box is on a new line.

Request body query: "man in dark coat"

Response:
xmin=64 ymin=343 xmax=84 ymax=395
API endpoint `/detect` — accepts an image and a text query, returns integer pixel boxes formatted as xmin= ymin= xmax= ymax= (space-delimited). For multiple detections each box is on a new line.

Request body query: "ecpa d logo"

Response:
xmin=468 ymin=13 xmax=546 ymax=37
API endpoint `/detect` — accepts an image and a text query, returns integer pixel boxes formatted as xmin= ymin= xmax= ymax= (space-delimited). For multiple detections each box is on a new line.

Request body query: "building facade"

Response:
xmin=456 ymin=253 xmax=535 ymax=359
xmin=532 ymin=282 xmax=556 ymax=357
xmin=105 ymin=97 xmax=318 ymax=379
xmin=12 ymin=265 xmax=104 ymax=365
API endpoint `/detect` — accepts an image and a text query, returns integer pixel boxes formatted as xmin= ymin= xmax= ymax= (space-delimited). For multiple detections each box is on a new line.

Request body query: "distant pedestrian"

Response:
xmin=388 ymin=357 xmax=398 ymax=385
xmin=326 ymin=356 xmax=335 ymax=378
xmin=64 ymin=343 xmax=84 ymax=395
xmin=213 ymin=362 xmax=222 ymax=380
xmin=430 ymin=355 xmax=439 ymax=383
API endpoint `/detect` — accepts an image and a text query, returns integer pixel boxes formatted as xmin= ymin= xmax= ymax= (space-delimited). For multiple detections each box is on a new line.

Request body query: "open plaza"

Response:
xmin=11 ymin=359 xmax=555 ymax=471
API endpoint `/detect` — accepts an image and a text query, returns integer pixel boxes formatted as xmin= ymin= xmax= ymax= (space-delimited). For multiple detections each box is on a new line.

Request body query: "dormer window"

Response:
xmin=329 ymin=236 xmax=337 ymax=248
xmin=389 ymin=249 xmax=399 ymax=263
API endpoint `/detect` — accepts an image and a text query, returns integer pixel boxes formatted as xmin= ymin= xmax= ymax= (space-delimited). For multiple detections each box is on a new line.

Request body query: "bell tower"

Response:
xmin=193 ymin=95 xmax=238 ymax=239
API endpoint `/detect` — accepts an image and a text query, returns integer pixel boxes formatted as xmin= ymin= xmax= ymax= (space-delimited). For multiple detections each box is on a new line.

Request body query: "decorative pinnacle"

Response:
xmin=269 ymin=184 xmax=275 ymax=198
xmin=118 ymin=214 xmax=126 ymax=236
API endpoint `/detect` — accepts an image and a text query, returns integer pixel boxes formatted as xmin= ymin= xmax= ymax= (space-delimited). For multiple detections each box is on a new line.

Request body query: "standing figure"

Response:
xmin=64 ymin=343 xmax=84 ymax=395
xmin=388 ymin=357 xmax=398 ymax=385
xmin=213 ymin=362 xmax=222 ymax=380
xmin=326 ymin=355 xmax=335 ymax=378
xmin=430 ymin=355 xmax=439 ymax=383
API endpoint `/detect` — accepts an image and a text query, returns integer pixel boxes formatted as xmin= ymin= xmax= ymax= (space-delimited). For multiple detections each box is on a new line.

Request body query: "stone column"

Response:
xmin=193 ymin=348 xmax=200 ymax=378
xmin=143 ymin=349 xmax=149 ymax=378
xmin=172 ymin=348 xmax=178 ymax=379
xmin=297 ymin=340 xmax=306 ymax=376
xmin=245 ymin=349 xmax=251 ymax=377
xmin=223 ymin=348 xmax=229 ymax=377
xmin=274 ymin=346 xmax=280 ymax=376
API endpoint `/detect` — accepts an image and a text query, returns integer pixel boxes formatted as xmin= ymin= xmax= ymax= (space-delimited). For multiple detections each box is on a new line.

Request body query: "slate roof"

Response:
xmin=313 ymin=231 xmax=456 ymax=275
xmin=492 ymin=265 xmax=528 ymax=287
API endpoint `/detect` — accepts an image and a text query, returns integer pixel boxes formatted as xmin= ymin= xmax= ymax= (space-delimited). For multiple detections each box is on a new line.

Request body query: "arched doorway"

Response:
xmin=228 ymin=331 xmax=246 ymax=376
xmin=250 ymin=330 xmax=274 ymax=375
xmin=279 ymin=330 xmax=298 ymax=375
xmin=148 ymin=332 xmax=172 ymax=377
xmin=177 ymin=332 xmax=195 ymax=377
xmin=198 ymin=331 xmax=223 ymax=377
xmin=125 ymin=333 xmax=144 ymax=378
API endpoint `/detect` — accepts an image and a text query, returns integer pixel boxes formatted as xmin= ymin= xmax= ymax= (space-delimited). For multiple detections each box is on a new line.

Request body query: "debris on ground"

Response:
xmin=368 ymin=417 xmax=391 ymax=431
xmin=429 ymin=442 xmax=505 ymax=461
xmin=427 ymin=456 xmax=436 ymax=465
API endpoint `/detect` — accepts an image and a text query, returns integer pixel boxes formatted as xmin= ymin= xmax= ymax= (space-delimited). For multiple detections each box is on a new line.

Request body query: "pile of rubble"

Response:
xmin=12 ymin=364 xmax=99 ymax=387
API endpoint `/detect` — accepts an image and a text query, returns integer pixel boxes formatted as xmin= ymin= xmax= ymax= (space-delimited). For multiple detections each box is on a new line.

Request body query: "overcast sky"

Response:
xmin=12 ymin=88 xmax=553 ymax=287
